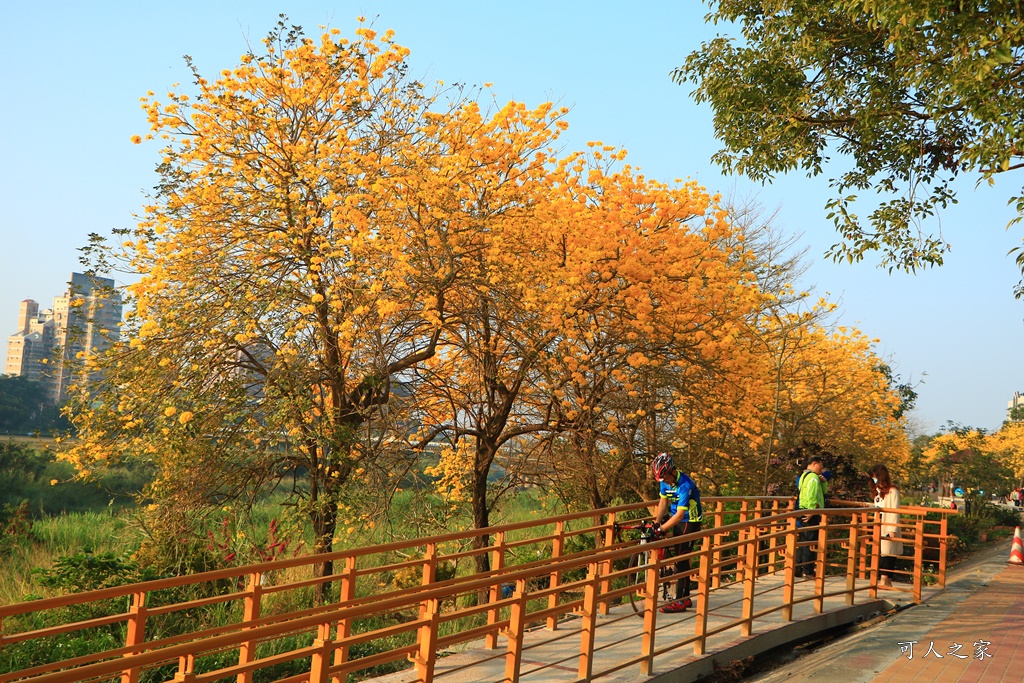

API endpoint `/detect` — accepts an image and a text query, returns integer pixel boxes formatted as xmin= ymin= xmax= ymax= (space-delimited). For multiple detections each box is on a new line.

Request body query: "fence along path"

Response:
xmin=0 ymin=497 xmax=953 ymax=683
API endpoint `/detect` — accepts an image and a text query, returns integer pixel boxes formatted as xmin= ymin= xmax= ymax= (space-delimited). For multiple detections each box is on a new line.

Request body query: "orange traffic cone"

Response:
xmin=1009 ymin=527 xmax=1024 ymax=565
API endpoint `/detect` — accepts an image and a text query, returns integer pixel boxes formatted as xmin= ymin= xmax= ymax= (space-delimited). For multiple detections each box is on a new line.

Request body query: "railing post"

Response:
xmin=814 ymin=512 xmax=827 ymax=613
xmin=858 ymin=511 xmax=869 ymax=579
xmin=640 ymin=548 xmax=660 ymax=674
xmin=753 ymin=499 xmax=764 ymax=573
xmin=869 ymin=511 xmax=881 ymax=599
xmin=309 ymin=622 xmax=335 ymax=683
xmin=332 ymin=556 xmax=358 ymax=677
xmin=772 ymin=499 xmax=784 ymax=572
xmin=598 ymin=511 xmax=617 ymax=615
xmin=486 ymin=531 xmax=507 ymax=649
xmin=237 ymin=572 xmax=263 ymax=683
xmin=846 ymin=513 xmax=858 ymax=605
xmin=711 ymin=500 xmax=724 ymax=589
xmin=693 ymin=535 xmax=711 ymax=655
xmin=420 ymin=543 xmax=438 ymax=618
xmin=577 ymin=561 xmax=600 ymax=681
xmin=503 ymin=580 xmax=528 ymax=683
xmin=913 ymin=516 xmax=925 ymax=603
xmin=938 ymin=515 xmax=949 ymax=588
xmin=741 ymin=523 xmax=756 ymax=636
xmin=172 ymin=654 xmax=196 ymax=683
xmin=547 ymin=520 xmax=565 ymax=630
xmin=783 ymin=515 xmax=797 ymax=621
xmin=412 ymin=598 xmax=440 ymax=683
xmin=122 ymin=590 xmax=147 ymax=683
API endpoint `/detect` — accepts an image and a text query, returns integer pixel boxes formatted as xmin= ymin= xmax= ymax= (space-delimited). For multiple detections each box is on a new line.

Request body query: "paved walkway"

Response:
xmin=750 ymin=541 xmax=1024 ymax=683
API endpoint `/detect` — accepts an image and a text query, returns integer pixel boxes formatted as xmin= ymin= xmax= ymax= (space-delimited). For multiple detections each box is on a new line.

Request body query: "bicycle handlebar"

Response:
xmin=614 ymin=520 xmax=663 ymax=542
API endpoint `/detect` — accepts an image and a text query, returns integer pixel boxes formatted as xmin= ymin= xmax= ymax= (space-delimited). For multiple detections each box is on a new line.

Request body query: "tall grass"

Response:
xmin=1 ymin=486 xmax=568 ymax=605
xmin=0 ymin=509 xmax=141 ymax=604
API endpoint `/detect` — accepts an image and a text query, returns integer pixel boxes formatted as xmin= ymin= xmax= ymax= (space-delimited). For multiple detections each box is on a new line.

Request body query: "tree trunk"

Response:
xmin=471 ymin=453 xmax=492 ymax=574
xmin=310 ymin=497 xmax=338 ymax=606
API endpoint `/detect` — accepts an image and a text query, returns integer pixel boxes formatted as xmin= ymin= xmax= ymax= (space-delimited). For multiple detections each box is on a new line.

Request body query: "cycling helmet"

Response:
xmin=651 ymin=453 xmax=675 ymax=480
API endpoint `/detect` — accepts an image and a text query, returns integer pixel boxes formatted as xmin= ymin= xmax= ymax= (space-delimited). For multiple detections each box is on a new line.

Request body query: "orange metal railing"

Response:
xmin=0 ymin=498 xmax=954 ymax=683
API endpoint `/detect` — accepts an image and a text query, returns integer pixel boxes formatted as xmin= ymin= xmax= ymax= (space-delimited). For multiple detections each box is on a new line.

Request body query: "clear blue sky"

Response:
xmin=1 ymin=1 xmax=1020 ymax=433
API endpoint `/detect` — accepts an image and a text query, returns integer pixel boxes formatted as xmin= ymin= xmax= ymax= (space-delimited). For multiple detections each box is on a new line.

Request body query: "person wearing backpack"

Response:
xmin=795 ymin=456 xmax=826 ymax=578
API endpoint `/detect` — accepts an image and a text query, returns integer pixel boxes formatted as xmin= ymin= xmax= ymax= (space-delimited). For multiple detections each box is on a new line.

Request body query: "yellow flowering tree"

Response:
xmin=63 ymin=20 xmax=524 ymax=599
xmin=536 ymin=160 xmax=764 ymax=509
xmin=752 ymin=321 xmax=910 ymax=493
xmin=985 ymin=422 xmax=1024 ymax=484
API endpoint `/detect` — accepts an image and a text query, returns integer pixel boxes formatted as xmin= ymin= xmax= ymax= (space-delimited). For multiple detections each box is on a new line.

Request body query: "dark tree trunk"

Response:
xmin=472 ymin=444 xmax=493 ymax=575
xmin=310 ymin=496 xmax=338 ymax=606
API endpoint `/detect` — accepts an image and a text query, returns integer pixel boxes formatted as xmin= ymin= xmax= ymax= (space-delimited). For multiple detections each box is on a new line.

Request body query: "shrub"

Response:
xmin=988 ymin=504 xmax=1022 ymax=528
xmin=948 ymin=514 xmax=980 ymax=544
xmin=1 ymin=500 xmax=37 ymax=556
xmin=32 ymin=550 xmax=159 ymax=594
xmin=0 ymin=550 xmax=161 ymax=673
xmin=945 ymin=535 xmax=969 ymax=561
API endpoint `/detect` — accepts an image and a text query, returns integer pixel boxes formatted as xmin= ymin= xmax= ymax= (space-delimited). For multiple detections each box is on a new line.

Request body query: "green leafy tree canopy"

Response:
xmin=675 ymin=0 xmax=1024 ymax=294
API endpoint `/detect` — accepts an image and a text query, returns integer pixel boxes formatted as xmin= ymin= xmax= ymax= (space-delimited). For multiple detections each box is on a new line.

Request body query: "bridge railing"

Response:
xmin=0 ymin=498 xmax=953 ymax=683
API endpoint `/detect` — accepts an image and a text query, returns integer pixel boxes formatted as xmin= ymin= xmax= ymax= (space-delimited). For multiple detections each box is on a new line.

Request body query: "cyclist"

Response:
xmin=651 ymin=452 xmax=703 ymax=613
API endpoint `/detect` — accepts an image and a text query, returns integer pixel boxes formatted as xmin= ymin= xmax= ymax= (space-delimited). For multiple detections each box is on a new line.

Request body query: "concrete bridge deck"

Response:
xmin=376 ymin=573 xmax=918 ymax=683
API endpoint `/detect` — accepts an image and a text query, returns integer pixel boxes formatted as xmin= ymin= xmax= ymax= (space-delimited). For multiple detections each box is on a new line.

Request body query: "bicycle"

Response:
xmin=614 ymin=519 xmax=672 ymax=616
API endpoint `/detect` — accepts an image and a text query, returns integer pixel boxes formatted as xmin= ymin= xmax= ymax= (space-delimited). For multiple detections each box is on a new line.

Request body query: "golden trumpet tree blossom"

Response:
xmin=536 ymin=165 xmax=765 ymax=509
xmin=984 ymin=422 xmax=1024 ymax=482
xmin=63 ymin=21 xmax=551 ymax=598
xmin=726 ymin=299 xmax=911 ymax=494
xmin=414 ymin=145 xmax=766 ymax=531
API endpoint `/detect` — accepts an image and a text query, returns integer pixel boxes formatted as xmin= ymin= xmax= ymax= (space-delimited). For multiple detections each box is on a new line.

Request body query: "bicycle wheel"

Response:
xmin=626 ymin=549 xmax=651 ymax=616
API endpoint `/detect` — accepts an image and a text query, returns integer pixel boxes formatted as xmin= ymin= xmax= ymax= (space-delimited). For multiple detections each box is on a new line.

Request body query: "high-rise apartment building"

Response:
xmin=4 ymin=300 xmax=55 ymax=382
xmin=1009 ymin=391 xmax=1024 ymax=421
xmin=4 ymin=273 xmax=122 ymax=403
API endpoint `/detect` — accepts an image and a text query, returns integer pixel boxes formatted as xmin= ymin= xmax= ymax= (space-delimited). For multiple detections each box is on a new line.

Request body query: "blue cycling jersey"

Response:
xmin=660 ymin=473 xmax=703 ymax=523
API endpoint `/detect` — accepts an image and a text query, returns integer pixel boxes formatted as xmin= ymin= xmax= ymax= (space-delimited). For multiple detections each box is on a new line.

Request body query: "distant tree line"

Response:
xmin=0 ymin=376 xmax=66 ymax=434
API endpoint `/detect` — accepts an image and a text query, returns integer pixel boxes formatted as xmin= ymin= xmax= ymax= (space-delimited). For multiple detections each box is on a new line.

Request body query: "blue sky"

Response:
xmin=1 ymin=1 xmax=1021 ymax=433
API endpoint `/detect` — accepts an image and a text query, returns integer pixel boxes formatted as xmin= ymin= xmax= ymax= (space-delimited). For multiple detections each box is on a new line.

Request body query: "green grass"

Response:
xmin=0 ymin=509 xmax=141 ymax=604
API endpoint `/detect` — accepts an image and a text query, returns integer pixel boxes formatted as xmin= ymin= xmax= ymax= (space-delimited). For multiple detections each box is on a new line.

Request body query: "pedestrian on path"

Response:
xmin=795 ymin=456 xmax=826 ymax=577
xmin=869 ymin=463 xmax=903 ymax=587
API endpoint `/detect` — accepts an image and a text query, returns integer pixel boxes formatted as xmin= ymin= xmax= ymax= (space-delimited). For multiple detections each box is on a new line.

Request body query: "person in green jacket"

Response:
xmin=795 ymin=455 xmax=826 ymax=577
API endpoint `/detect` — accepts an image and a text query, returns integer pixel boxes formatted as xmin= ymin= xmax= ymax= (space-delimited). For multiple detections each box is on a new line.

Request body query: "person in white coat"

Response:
xmin=869 ymin=464 xmax=903 ymax=587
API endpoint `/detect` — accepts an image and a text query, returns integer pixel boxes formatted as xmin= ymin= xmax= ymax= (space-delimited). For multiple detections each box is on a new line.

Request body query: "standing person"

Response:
xmin=869 ymin=464 xmax=903 ymax=587
xmin=795 ymin=456 xmax=826 ymax=578
xmin=651 ymin=453 xmax=703 ymax=613
xmin=794 ymin=468 xmax=830 ymax=496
